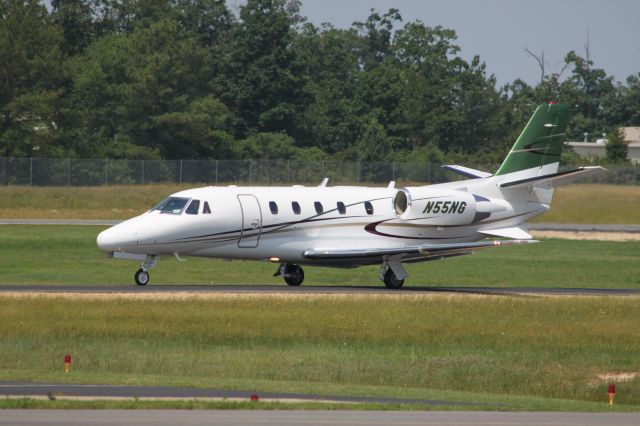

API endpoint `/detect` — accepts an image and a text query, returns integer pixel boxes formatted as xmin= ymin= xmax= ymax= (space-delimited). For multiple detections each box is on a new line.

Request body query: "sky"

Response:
xmin=293 ymin=0 xmax=640 ymax=87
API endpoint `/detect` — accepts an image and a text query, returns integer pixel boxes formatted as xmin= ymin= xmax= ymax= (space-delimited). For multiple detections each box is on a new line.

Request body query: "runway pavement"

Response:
xmin=0 ymin=381 xmax=485 ymax=407
xmin=1 ymin=284 xmax=639 ymax=296
xmin=2 ymin=410 xmax=640 ymax=426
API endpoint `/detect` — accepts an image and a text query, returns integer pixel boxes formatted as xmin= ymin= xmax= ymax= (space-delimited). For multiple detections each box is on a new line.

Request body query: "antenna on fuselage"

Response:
xmin=318 ymin=178 xmax=329 ymax=187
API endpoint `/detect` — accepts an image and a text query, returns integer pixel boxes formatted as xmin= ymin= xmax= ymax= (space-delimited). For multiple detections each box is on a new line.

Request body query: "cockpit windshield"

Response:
xmin=151 ymin=197 xmax=190 ymax=214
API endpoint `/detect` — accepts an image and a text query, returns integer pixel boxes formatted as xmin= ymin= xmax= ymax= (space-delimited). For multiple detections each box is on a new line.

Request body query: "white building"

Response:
xmin=566 ymin=127 xmax=640 ymax=163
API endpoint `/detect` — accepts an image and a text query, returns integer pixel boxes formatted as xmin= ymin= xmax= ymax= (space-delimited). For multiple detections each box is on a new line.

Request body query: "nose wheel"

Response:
xmin=132 ymin=255 xmax=157 ymax=286
xmin=134 ymin=268 xmax=150 ymax=286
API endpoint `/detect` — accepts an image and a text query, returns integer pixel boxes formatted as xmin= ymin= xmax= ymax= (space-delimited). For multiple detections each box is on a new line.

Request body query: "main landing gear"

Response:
xmin=134 ymin=255 xmax=157 ymax=286
xmin=275 ymin=263 xmax=305 ymax=286
xmin=379 ymin=258 xmax=407 ymax=289
xmin=382 ymin=268 xmax=404 ymax=289
xmin=274 ymin=261 xmax=406 ymax=289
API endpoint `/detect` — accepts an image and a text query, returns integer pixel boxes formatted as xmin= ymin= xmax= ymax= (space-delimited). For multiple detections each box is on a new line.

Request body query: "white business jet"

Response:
xmin=97 ymin=103 xmax=604 ymax=288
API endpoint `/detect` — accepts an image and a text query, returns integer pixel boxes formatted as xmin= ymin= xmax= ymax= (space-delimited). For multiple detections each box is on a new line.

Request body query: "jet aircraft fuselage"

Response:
xmin=97 ymin=104 xmax=605 ymax=288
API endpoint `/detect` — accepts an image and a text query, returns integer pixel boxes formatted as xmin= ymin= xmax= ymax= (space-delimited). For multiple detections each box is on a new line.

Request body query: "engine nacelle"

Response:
xmin=392 ymin=187 xmax=477 ymax=225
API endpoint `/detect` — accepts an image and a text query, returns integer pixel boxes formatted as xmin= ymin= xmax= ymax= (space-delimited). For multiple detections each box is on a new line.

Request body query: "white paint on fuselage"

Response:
xmin=97 ymin=165 xmax=554 ymax=268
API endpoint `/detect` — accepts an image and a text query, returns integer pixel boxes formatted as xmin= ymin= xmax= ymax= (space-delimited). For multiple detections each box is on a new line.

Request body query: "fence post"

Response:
xmin=392 ymin=162 xmax=396 ymax=181
xmin=357 ymin=161 xmax=360 ymax=183
xmin=215 ymin=160 xmax=218 ymax=184
xmin=287 ymin=159 xmax=290 ymax=183
xmin=105 ymin=159 xmax=108 ymax=185
xmin=179 ymin=159 xmax=183 ymax=184
xmin=67 ymin=158 xmax=71 ymax=186
xmin=141 ymin=160 xmax=145 ymax=184
xmin=29 ymin=157 xmax=33 ymax=186
xmin=249 ymin=160 xmax=252 ymax=185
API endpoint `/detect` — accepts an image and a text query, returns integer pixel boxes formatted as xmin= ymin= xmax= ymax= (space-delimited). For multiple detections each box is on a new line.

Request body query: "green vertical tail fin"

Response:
xmin=495 ymin=103 xmax=570 ymax=176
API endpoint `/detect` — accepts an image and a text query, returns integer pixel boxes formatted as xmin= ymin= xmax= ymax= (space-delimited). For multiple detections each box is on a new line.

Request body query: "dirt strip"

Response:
xmin=0 ymin=291 xmax=481 ymax=301
xmin=531 ymin=230 xmax=640 ymax=241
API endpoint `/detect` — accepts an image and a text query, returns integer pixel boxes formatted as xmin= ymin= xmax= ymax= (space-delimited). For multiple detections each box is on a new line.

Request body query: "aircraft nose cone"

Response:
xmin=97 ymin=228 xmax=119 ymax=252
xmin=97 ymin=219 xmax=145 ymax=252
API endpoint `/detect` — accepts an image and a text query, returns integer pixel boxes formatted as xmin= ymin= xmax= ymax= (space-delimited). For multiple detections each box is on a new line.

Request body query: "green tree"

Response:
xmin=561 ymin=51 xmax=615 ymax=140
xmin=354 ymin=59 xmax=404 ymax=141
xmin=0 ymin=0 xmax=65 ymax=157
xmin=218 ymin=0 xmax=310 ymax=139
xmin=607 ymin=73 xmax=640 ymax=126
xmin=175 ymin=0 xmax=234 ymax=47
xmin=605 ymin=127 xmax=629 ymax=164
xmin=352 ymin=8 xmax=402 ymax=70
xmin=70 ymin=19 xmax=234 ymax=159
xmin=91 ymin=0 xmax=175 ymax=35
xmin=353 ymin=116 xmax=393 ymax=162
xmin=294 ymin=23 xmax=361 ymax=154
xmin=51 ymin=0 xmax=95 ymax=55
xmin=392 ymin=21 xmax=506 ymax=157
xmin=234 ymin=132 xmax=297 ymax=160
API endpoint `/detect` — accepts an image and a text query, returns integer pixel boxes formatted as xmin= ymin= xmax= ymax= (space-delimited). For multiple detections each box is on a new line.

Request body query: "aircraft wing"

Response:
xmin=303 ymin=239 xmax=538 ymax=261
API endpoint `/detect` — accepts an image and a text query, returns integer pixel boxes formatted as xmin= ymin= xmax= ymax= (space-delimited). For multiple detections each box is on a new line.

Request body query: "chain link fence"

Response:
xmin=0 ymin=157 xmax=637 ymax=186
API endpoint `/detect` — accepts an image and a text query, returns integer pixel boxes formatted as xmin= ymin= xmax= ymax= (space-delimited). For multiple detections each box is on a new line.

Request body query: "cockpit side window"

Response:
xmin=186 ymin=199 xmax=200 ymax=215
xmin=152 ymin=197 xmax=190 ymax=215
xmin=203 ymin=201 xmax=211 ymax=214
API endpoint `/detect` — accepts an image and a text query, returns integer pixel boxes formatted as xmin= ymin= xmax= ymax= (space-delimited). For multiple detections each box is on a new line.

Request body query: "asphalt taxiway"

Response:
xmin=1 ymin=284 xmax=639 ymax=296
xmin=2 ymin=410 xmax=640 ymax=426
xmin=0 ymin=381 xmax=483 ymax=407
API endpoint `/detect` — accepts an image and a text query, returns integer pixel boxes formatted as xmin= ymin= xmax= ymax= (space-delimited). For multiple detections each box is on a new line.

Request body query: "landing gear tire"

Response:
xmin=383 ymin=268 xmax=404 ymax=289
xmin=283 ymin=264 xmax=304 ymax=287
xmin=135 ymin=268 xmax=149 ymax=286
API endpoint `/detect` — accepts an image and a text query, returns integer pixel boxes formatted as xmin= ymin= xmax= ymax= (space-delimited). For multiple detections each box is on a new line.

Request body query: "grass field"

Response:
xmin=1 ymin=293 xmax=640 ymax=411
xmin=1 ymin=183 xmax=638 ymax=411
xmin=0 ymin=225 xmax=638 ymax=287
xmin=0 ymin=184 xmax=638 ymax=223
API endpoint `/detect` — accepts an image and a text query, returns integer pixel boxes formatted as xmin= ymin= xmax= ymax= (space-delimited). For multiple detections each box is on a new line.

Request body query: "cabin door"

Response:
xmin=237 ymin=194 xmax=262 ymax=248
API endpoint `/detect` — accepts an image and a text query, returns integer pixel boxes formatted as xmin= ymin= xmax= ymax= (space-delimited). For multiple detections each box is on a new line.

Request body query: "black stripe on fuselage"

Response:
xmin=172 ymin=197 xmax=392 ymax=243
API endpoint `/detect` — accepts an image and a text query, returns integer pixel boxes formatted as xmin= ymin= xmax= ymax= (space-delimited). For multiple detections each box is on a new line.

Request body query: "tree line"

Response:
xmin=1 ymin=0 xmax=638 ymax=165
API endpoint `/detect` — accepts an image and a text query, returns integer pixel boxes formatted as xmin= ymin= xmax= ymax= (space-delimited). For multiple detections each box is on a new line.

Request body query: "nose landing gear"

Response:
xmin=134 ymin=255 xmax=158 ymax=286
xmin=135 ymin=269 xmax=150 ymax=286
xmin=274 ymin=263 xmax=305 ymax=287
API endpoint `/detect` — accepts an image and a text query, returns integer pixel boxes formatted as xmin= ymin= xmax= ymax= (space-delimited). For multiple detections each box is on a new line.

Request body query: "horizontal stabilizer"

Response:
xmin=500 ymin=166 xmax=606 ymax=189
xmin=479 ymin=226 xmax=532 ymax=240
xmin=442 ymin=165 xmax=492 ymax=179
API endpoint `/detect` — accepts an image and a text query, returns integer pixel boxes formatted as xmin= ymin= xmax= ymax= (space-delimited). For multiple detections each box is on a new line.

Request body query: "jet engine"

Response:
xmin=392 ymin=187 xmax=477 ymax=226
